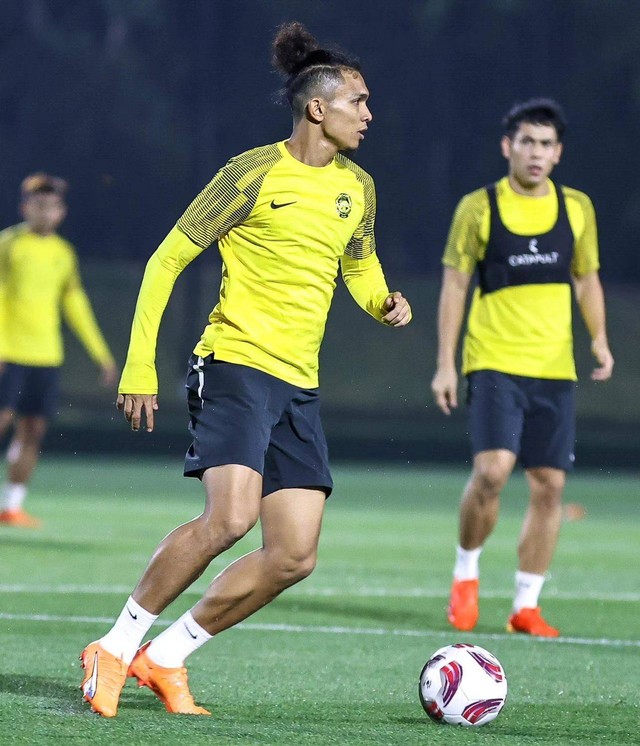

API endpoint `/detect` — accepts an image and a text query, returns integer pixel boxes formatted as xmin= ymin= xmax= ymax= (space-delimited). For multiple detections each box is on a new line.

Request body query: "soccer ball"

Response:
xmin=418 ymin=643 xmax=507 ymax=727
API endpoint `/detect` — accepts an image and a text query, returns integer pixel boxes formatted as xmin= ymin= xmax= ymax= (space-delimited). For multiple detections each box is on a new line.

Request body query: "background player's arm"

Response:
xmin=431 ymin=267 xmax=472 ymax=414
xmin=62 ymin=255 xmax=117 ymax=386
xmin=573 ymin=271 xmax=614 ymax=381
xmin=0 ymin=229 xmax=15 ymax=366
xmin=432 ymin=192 xmax=484 ymax=414
xmin=569 ymin=191 xmax=613 ymax=382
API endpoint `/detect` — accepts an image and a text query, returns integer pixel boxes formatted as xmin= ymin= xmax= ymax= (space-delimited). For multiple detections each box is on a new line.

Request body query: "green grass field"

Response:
xmin=0 ymin=458 xmax=637 ymax=745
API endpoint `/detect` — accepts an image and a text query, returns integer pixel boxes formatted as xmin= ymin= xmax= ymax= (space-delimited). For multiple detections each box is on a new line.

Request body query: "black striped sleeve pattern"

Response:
xmin=177 ymin=143 xmax=283 ymax=249
xmin=338 ymin=154 xmax=377 ymax=260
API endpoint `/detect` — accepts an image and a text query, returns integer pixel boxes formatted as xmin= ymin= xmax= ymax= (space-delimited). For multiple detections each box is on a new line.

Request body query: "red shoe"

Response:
xmin=80 ymin=641 xmax=128 ymax=717
xmin=0 ymin=509 xmax=42 ymax=528
xmin=128 ymin=642 xmax=210 ymax=715
xmin=507 ymin=607 xmax=560 ymax=637
xmin=447 ymin=578 xmax=479 ymax=631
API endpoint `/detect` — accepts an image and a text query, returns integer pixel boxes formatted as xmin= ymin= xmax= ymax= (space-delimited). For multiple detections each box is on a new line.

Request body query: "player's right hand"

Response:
xmin=431 ymin=367 xmax=458 ymax=415
xmin=117 ymin=393 xmax=159 ymax=432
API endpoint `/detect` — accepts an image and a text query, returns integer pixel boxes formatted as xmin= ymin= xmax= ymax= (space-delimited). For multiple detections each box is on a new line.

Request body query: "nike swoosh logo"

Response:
xmin=83 ymin=651 xmax=99 ymax=699
xmin=184 ymin=623 xmax=198 ymax=640
xmin=270 ymin=200 xmax=297 ymax=209
xmin=127 ymin=606 xmax=138 ymax=620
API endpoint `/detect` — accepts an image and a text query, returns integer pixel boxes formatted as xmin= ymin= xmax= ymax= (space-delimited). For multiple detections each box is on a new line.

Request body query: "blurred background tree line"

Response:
xmin=0 ymin=0 xmax=638 ymax=467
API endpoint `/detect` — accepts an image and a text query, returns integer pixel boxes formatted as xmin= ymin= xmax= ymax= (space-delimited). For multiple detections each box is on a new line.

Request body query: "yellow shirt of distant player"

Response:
xmin=0 ymin=224 xmax=113 ymax=367
xmin=443 ymin=177 xmax=600 ymax=380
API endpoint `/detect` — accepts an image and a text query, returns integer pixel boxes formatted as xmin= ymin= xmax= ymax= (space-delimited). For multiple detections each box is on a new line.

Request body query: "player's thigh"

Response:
xmin=260 ymin=487 xmax=326 ymax=558
xmin=201 ymin=463 xmax=263 ymax=529
xmin=13 ymin=415 xmax=48 ymax=443
xmin=520 ymin=379 xmax=575 ymax=471
xmin=467 ymin=370 xmax=525 ymax=456
xmin=263 ymin=387 xmax=333 ymax=498
xmin=0 ymin=408 xmax=15 ymax=434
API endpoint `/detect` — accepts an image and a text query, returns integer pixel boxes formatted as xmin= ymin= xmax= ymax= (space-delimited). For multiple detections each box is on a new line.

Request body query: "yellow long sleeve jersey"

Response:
xmin=119 ymin=141 xmax=390 ymax=394
xmin=0 ymin=224 xmax=114 ymax=368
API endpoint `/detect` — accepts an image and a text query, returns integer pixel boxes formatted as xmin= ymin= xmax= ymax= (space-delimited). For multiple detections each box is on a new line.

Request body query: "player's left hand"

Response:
xmin=590 ymin=338 xmax=614 ymax=381
xmin=100 ymin=362 xmax=119 ymax=387
xmin=382 ymin=291 xmax=412 ymax=327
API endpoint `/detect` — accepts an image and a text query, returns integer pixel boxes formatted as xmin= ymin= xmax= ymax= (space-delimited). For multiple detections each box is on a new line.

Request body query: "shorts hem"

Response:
xmin=184 ymin=460 xmax=263 ymax=480
xmin=263 ymin=481 xmax=333 ymax=499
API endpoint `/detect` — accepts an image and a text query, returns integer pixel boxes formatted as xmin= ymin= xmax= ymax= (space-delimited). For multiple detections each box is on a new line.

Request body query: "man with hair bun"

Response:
xmin=80 ymin=21 xmax=411 ymax=718
xmin=431 ymin=98 xmax=614 ymax=638
xmin=0 ymin=173 xmax=117 ymax=527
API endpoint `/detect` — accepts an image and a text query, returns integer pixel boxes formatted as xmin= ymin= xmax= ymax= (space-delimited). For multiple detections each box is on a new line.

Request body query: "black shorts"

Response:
xmin=0 ymin=363 xmax=61 ymax=418
xmin=467 ymin=369 xmax=576 ymax=471
xmin=183 ymin=355 xmax=333 ymax=497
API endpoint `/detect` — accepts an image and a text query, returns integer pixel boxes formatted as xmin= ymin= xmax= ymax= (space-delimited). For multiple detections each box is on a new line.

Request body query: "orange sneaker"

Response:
xmin=447 ymin=578 xmax=479 ymax=631
xmin=507 ymin=607 xmax=560 ymax=637
xmin=0 ymin=509 xmax=42 ymax=528
xmin=128 ymin=642 xmax=210 ymax=715
xmin=80 ymin=641 xmax=128 ymax=717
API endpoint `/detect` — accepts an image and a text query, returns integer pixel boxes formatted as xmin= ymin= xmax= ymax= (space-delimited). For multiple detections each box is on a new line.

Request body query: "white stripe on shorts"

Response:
xmin=194 ymin=356 xmax=205 ymax=405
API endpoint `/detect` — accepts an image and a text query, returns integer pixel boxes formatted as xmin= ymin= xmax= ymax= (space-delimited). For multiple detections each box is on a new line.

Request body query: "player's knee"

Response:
xmin=20 ymin=418 xmax=48 ymax=444
xmin=202 ymin=511 xmax=257 ymax=551
xmin=472 ymin=462 xmax=509 ymax=496
xmin=529 ymin=469 xmax=565 ymax=502
xmin=268 ymin=548 xmax=317 ymax=586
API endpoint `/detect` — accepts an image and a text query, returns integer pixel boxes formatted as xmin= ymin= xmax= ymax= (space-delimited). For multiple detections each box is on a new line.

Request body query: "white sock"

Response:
xmin=453 ymin=545 xmax=483 ymax=581
xmin=513 ymin=571 xmax=545 ymax=612
xmin=2 ymin=482 xmax=27 ymax=511
xmin=146 ymin=611 xmax=212 ymax=668
xmin=99 ymin=596 xmax=158 ymax=664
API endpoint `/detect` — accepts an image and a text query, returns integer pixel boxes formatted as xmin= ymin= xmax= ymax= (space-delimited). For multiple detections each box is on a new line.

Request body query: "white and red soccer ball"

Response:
xmin=419 ymin=643 xmax=507 ymax=727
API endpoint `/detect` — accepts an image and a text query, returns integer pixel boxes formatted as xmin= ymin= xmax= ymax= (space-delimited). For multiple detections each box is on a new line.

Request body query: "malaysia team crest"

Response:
xmin=335 ymin=193 xmax=352 ymax=219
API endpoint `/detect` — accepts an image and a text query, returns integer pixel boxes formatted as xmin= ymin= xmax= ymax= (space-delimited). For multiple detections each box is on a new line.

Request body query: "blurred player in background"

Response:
xmin=0 ymin=173 xmax=117 ymax=527
xmin=80 ymin=21 xmax=411 ymax=718
xmin=431 ymin=99 xmax=614 ymax=637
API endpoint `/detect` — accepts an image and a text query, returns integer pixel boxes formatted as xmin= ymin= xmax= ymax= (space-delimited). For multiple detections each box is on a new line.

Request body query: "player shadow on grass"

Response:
xmin=0 ymin=673 xmax=87 ymax=713
xmin=272 ymin=595 xmax=448 ymax=629
xmin=0 ymin=673 xmax=214 ymax=717
xmin=0 ymin=535 xmax=96 ymax=552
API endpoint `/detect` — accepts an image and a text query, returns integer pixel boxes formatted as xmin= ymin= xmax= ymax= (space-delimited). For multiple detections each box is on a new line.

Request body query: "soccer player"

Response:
xmin=431 ymin=99 xmax=613 ymax=637
xmin=80 ymin=21 xmax=411 ymax=718
xmin=0 ymin=174 xmax=117 ymax=527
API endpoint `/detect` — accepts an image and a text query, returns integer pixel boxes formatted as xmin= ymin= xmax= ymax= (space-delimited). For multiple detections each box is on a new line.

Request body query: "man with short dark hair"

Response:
xmin=431 ymin=98 xmax=613 ymax=637
xmin=0 ymin=173 xmax=117 ymax=527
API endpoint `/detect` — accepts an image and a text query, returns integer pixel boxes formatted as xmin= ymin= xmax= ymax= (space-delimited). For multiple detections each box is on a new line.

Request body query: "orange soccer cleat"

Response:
xmin=128 ymin=642 xmax=210 ymax=715
xmin=507 ymin=607 xmax=560 ymax=637
xmin=80 ymin=641 xmax=128 ymax=717
xmin=447 ymin=578 xmax=479 ymax=632
xmin=0 ymin=509 xmax=42 ymax=528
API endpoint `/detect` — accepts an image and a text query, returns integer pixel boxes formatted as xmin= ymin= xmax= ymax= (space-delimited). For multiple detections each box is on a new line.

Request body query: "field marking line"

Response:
xmin=0 ymin=583 xmax=638 ymax=602
xmin=0 ymin=611 xmax=637 ymax=648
